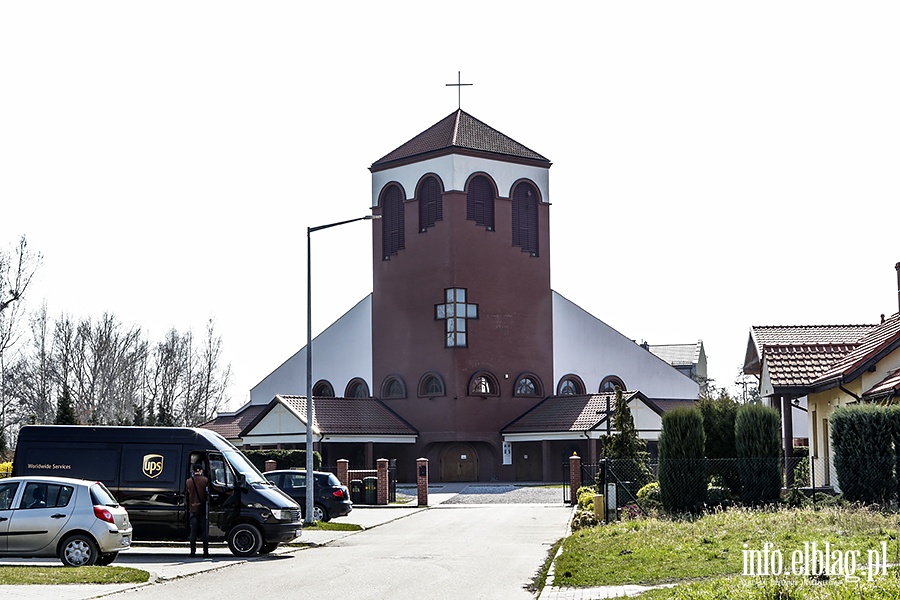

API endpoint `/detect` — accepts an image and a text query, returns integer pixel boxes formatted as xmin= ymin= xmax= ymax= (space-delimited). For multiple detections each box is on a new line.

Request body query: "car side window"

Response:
xmin=287 ymin=473 xmax=306 ymax=488
xmin=19 ymin=483 xmax=74 ymax=510
xmin=0 ymin=482 xmax=19 ymax=510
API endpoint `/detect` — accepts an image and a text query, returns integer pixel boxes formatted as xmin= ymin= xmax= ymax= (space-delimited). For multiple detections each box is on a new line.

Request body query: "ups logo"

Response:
xmin=142 ymin=454 xmax=164 ymax=479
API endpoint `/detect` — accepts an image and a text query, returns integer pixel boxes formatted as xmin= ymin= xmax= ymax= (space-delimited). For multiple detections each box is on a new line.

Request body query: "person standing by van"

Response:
xmin=186 ymin=463 xmax=210 ymax=559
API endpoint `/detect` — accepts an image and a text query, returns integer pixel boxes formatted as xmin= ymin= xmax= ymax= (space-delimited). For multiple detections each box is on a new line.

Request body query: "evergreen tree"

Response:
xmin=603 ymin=387 xmax=651 ymax=491
xmin=54 ymin=384 xmax=78 ymax=425
xmin=658 ymin=406 xmax=706 ymax=512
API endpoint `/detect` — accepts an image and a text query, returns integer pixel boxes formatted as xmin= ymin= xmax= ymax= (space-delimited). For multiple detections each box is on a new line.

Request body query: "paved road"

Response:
xmin=0 ymin=484 xmax=572 ymax=600
xmin=103 ymin=503 xmax=571 ymax=600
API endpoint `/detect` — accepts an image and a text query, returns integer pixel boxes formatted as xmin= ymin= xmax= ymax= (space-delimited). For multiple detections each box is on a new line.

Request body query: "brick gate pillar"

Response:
xmin=569 ymin=453 xmax=582 ymax=506
xmin=416 ymin=458 xmax=429 ymax=507
xmin=336 ymin=459 xmax=349 ymax=488
xmin=376 ymin=458 xmax=389 ymax=505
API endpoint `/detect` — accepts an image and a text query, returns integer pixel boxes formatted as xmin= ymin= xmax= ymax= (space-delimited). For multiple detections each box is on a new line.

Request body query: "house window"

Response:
xmin=514 ymin=373 xmax=544 ymax=397
xmin=418 ymin=372 xmax=446 ymax=398
xmin=313 ymin=380 xmax=335 ymax=397
xmin=435 ymin=288 xmax=478 ymax=348
xmin=381 ymin=375 xmax=407 ymax=399
xmin=418 ymin=176 xmax=443 ymax=232
xmin=511 ymin=181 xmax=539 ymax=256
xmin=466 ymin=175 xmax=495 ymax=231
xmin=557 ymin=375 xmax=585 ymax=396
xmin=469 ymin=371 xmax=499 ymax=397
xmin=599 ymin=376 xmax=625 ymax=393
xmin=381 ymin=184 xmax=405 ymax=260
xmin=344 ymin=378 xmax=370 ymax=398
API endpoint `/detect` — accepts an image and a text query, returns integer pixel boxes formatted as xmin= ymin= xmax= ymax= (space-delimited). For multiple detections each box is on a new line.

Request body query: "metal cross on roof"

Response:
xmin=446 ymin=71 xmax=473 ymax=110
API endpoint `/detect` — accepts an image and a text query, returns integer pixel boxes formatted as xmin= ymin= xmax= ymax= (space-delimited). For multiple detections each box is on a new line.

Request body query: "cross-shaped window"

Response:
xmin=435 ymin=288 xmax=478 ymax=347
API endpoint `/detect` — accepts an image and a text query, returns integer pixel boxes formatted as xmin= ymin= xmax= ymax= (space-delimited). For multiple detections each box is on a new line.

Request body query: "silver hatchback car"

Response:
xmin=0 ymin=475 xmax=132 ymax=566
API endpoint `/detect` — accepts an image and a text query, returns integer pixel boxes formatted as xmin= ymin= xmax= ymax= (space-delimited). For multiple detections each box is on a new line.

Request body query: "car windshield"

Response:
xmin=223 ymin=451 xmax=269 ymax=485
xmin=90 ymin=482 xmax=119 ymax=507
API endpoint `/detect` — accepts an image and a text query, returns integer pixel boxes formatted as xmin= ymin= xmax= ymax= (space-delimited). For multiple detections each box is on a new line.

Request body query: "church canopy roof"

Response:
xmin=370 ymin=109 xmax=551 ymax=171
xmin=501 ymin=391 xmax=640 ymax=434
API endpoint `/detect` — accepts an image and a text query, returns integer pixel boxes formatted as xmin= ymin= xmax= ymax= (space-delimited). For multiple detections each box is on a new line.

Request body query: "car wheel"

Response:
xmin=59 ymin=534 xmax=99 ymax=567
xmin=259 ymin=542 xmax=279 ymax=555
xmin=227 ymin=524 xmax=263 ymax=557
xmin=313 ymin=504 xmax=329 ymax=522
xmin=96 ymin=553 xmax=117 ymax=566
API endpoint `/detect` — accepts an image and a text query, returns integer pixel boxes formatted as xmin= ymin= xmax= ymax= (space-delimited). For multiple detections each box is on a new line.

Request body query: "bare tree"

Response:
xmin=183 ymin=319 xmax=232 ymax=426
xmin=0 ymin=236 xmax=42 ymax=450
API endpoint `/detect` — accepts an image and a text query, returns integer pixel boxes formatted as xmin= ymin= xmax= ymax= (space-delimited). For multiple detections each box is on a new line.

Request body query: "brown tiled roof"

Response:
xmin=762 ymin=344 xmax=860 ymax=388
xmin=502 ymin=392 xmax=635 ymax=434
xmin=863 ymin=368 xmax=900 ymax=400
xmin=813 ymin=313 xmax=900 ymax=389
xmin=370 ymin=109 xmax=550 ymax=171
xmin=744 ymin=324 xmax=877 ymax=384
xmin=201 ymin=403 xmax=267 ymax=440
xmin=241 ymin=395 xmax=417 ymax=437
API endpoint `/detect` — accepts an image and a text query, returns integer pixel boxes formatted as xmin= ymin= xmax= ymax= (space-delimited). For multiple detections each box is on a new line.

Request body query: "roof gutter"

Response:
xmin=839 ymin=384 xmax=862 ymax=403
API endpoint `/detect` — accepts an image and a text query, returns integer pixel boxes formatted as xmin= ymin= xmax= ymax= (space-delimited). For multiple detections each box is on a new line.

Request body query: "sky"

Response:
xmin=2 ymin=2 xmax=899 ymax=411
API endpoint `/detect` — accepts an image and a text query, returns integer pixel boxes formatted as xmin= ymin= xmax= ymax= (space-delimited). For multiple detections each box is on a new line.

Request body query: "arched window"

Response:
xmin=344 ymin=378 xmax=370 ymax=399
xmin=511 ymin=181 xmax=539 ymax=256
xmin=381 ymin=184 xmax=405 ymax=260
xmin=468 ymin=371 xmax=500 ymax=397
xmin=557 ymin=375 xmax=586 ymax=396
xmin=417 ymin=372 xmax=446 ymax=398
xmin=514 ymin=372 xmax=544 ymax=397
xmin=418 ymin=176 xmax=443 ymax=232
xmin=313 ymin=380 xmax=335 ymax=397
xmin=466 ymin=175 xmax=495 ymax=231
xmin=380 ymin=375 xmax=407 ymax=399
xmin=599 ymin=376 xmax=626 ymax=393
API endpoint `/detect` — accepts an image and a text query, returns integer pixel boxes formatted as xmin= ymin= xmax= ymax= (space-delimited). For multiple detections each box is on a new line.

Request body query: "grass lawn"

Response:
xmin=553 ymin=506 xmax=900 ymax=598
xmin=0 ymin=565 xmax=149 ymax=585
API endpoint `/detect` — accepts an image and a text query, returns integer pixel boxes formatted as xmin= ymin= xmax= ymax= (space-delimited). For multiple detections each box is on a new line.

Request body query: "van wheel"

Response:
xmin=259 ymin=542 xmax=279 ymax=555
xmin=59 ymin=534 xmax=99 ymax=567
xmin=96 ymin=553 xmax=117 ymax=566
xmin=227 ymin=524 xmax=263 ymax=557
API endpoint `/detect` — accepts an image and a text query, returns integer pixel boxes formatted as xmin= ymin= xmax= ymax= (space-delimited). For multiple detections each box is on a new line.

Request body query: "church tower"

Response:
xmin=369 ymin=110 xmax=553 ymax=482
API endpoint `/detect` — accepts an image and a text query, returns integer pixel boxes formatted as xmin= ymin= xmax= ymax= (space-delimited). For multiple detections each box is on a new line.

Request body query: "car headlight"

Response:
xmin=270 ymin=508 xmax=293 ymax=521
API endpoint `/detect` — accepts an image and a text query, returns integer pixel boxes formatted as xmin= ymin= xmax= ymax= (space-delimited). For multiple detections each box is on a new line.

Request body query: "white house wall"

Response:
xmin=552 ymin=292 xmax=700 ymax=399
xmin=372 ymin=154 xmax=550 ymax=203
xmin=250 ymin=295 xmax=373 ymax=405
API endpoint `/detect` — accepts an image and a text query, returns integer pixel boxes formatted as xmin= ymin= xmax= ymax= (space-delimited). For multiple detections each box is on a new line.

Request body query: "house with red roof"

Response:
xmin=743 ymin=263 xmax=900 ymax=492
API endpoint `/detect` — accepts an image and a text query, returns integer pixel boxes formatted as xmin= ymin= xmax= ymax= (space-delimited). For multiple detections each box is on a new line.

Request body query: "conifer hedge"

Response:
xmin=658 ymin=406 xmax=706 ymax=512
xmin=735 ymin=403 xmax=782 ymax=505
xmin=831 ymin=404 xmax=895 ymax=503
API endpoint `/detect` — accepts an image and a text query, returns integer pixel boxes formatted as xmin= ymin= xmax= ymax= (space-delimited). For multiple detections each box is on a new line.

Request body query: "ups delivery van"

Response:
xmin=13 ymin=425 xmax=302 ymax=556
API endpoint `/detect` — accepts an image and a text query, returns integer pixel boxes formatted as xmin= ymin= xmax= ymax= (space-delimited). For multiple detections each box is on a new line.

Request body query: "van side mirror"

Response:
xmin=238 ymin=474 xmax=247 ymax=492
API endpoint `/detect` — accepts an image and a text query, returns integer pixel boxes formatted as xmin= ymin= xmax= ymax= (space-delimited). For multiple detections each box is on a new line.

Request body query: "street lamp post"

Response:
xmin=305 ymin=214 xmax=378 ymax=524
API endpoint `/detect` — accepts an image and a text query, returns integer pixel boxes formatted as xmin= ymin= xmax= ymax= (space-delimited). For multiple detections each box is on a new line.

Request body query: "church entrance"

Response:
xmin=514 ymin=442 xmax=543 ymax=482
xmin=440 ymin=443 xmax=479 ymax=482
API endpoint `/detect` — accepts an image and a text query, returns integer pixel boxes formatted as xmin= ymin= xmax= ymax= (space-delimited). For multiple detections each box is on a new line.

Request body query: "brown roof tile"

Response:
xmin=251 ymin=395 xmax=418 ymax=437
xmin=502 ymin=392 xmax=630 ymax=434
xmin=762 ymin=344 xmax=859 ymax=387
xmin=201 ymin=403 xmax=267 ymax=440
xmin=371 ymin=109 xmax=550 ymax=170
xmin=863 ymin=368 xmax=900 ymax=399
xmin=813 ymin=313 xmax=900 ymax=388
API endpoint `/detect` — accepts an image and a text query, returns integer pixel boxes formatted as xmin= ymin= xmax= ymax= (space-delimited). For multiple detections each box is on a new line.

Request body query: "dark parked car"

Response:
xmin=264 ymin=470 xmax=352 ymax=522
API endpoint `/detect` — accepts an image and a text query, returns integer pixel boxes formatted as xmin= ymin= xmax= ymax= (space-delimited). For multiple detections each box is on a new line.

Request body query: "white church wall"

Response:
xmin=371 ymin=154 xmax=550 ymax=203
xmin=552 ymin=291 xmax=700 ymax=399
xmin=249 ymin=295 xmax=373 ymax=405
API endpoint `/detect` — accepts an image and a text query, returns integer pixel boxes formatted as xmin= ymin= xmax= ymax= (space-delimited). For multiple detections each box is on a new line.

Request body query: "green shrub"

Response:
xmin=735 ymin=403 xmax=782 ymax=505
xmin=636 ymin=481 xmax=661 ymax=510
xmin=570 ymin=509 xmax=599 ymax=531
xmin=832 ymin=404 xmax=895 ymax=504
xmin=576 ymin=486 xmax=597 ymax=511
xmin=658 ymin=407 xmax=706 ymax=513
xmin=699 ymin=394 xmax=741 ymax=497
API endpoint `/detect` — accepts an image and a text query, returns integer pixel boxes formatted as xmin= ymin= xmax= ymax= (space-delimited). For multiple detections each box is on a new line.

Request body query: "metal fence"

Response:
xmin=564 ymin=455 xmax=834 ymax=514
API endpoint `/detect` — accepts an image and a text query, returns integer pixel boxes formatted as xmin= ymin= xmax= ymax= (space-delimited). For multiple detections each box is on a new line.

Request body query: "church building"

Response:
xmin=205 ymin=108 xmax=700 ymax=483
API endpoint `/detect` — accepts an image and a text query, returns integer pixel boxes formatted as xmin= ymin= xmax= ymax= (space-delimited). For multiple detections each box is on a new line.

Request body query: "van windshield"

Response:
xmin=223 ymin=451 xmax=268 ymax=485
